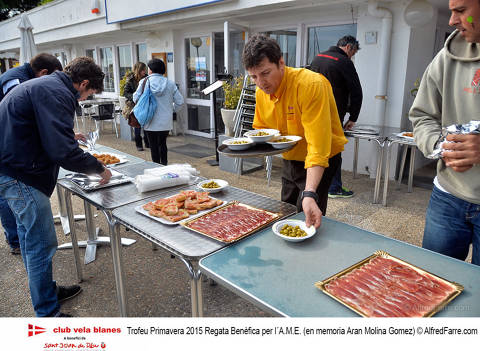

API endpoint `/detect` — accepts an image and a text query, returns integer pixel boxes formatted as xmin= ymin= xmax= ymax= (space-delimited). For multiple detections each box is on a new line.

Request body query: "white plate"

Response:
xmin=272 ymin=219 xmax=316 ymax=242
xmin=135 ymin=194 xmax=224 ymax=225
xmin=222 ymin=137 xmax=254 ymax=151
xmin=244 ymin=129 xmax=279 ymax=143
xmin=395 ymin=132 xmax=414 ymax=141
xmin=88 ymin=151 xmax=128 ymax=167
xmin=266 ymin=135 xmax=302 ymax=149
xmin=196 ymin=179 xmax=229 ymax=193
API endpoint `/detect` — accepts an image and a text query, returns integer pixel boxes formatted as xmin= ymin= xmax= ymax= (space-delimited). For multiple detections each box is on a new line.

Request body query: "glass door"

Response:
xmin=185 ymin=36 xmax=212 ymax=137
xmin=214 ymin=27 xmax=245 ymax=133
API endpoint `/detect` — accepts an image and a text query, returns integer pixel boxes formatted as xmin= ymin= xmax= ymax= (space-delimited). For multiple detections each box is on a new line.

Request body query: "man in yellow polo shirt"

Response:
xmin=242 ymin=34 xmax=347 ymax=229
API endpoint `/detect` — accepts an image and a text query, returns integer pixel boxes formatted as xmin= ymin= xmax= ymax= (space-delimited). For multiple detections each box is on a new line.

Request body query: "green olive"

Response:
xmin=279 ymin=224 xmax=307 ymax=237
xmin=251 ymin=131 xmax=270 ymax=136
xmin=272 ymin=137 xmax=291 ymax=143
xmin=202 ymin=181 xmax=220 ymax=188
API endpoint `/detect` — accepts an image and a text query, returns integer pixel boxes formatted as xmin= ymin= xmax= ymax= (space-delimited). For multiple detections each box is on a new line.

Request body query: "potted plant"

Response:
xmin=118 ymin=70 xmax=131 ymax=112
xmin=221 ymin=75 xmax=243 ymax=136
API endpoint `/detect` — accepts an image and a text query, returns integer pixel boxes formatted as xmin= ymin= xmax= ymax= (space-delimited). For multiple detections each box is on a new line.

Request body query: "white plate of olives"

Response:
xmin=272 ymin=219 xmax=316 ymax=242
xmin=196 ymin=179 xmax=229 ymax=193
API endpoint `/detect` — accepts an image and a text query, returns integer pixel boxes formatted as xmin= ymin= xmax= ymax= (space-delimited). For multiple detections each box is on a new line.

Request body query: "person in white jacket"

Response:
xmin=134 ymin=58 xmax=184 ymax=165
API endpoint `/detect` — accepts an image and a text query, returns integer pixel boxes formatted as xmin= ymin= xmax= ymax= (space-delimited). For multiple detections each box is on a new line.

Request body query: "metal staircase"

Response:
xmin=232 ymin=76 xmax=274 ymax=185
xmin=233 ymin=75 xmax=256 ymax=137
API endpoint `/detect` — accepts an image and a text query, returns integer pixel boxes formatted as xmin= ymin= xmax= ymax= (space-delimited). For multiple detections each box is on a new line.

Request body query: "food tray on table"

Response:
xmin=89 ymin=151 xmax=128 ymax=167
xmin=135 ymin=190 xmax=225 ymax=225
xmin=218 ymin=143 xmax=295 ymax=158
xmin=315 ymin=250 xmax=463 ymax=317
xmin=394 ymin=132 xmax=415 ymax=141
xmin=64 ymin=169 xmax=133 ymax=192
xmin=181 ymin=201 xmax=280 ymax=243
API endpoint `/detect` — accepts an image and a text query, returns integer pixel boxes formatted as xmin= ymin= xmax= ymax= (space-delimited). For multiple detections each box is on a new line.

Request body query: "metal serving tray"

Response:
xmin=64 ymin=169 xmax=133 ymax=192
xmin=315 ymin=250 xmax=463 ymax=317
xmin=181 ymin=201 xmax=280 ymax=243
xmin=135 ymin=194 xmax=225 ymax=226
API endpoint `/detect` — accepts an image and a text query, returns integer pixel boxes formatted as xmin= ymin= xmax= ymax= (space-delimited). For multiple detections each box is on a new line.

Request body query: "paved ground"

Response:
xmin=0 ymin=128 xmax=468 ymax=317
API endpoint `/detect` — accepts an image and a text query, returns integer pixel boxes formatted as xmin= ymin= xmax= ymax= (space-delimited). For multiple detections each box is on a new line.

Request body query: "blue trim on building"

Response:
xmin=104 ymin=0 xmax=227 ymax=24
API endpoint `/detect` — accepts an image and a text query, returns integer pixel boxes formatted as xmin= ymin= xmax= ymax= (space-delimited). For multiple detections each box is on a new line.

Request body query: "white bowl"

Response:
xmin=272 ymin=219 xmax=316 ymax=242
xmin=197 ymin=179 xmax=229 ymax=193
xmin=222 ymin=137 xmax=254 ymax=151
xmin=266 ymin=135 xmax=302 ymax=149
xmin=244 ymin=129 xmax=279 ymax=143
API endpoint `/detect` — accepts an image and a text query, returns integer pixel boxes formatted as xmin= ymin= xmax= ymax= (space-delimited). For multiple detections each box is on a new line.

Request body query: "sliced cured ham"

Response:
xmin=184 ymin=202 xmax=278 ymax=242
xmin=325 ymin=256 xmax=457 ymax=317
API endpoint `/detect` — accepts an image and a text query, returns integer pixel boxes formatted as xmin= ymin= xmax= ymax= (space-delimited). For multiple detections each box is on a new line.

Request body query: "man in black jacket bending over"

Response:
xmin=0 ymin=57 xmax=112 ymax=317
xmin=310 ymin=35 xmax=363 ymax=198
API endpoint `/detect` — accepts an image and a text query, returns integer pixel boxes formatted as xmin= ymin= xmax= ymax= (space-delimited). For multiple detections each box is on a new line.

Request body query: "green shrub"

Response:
xmin=222 ymin=75 xmax=243 ymax=109
xmin=119 ymin=70 xmax=132 ymax=97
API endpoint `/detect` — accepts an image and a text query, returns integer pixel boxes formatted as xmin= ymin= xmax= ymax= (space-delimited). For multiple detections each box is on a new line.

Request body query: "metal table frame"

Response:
xmin=348 ymin=134 xmax=387 ymax=204
xmin=53 ymin=144 xmax=145 ymax=238
xmin=345 ymin=125 xmax=397 ymax=203
xmin=111 ymin=186 xmax=297 ymax=317
xmin=58 ymin=161 xmax=165 ymax=281
xmin=218 ymin=143 xmax=295 ymax=186
xmin=55 ymin=143 xmax=144 ymax=232
xmin=382 ymin=136 xmax=417 ymax=206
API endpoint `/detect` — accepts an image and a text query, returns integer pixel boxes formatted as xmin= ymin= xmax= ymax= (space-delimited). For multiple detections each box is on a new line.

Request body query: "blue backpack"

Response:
xmin=133 ymin=77 xmax=157 ymax=127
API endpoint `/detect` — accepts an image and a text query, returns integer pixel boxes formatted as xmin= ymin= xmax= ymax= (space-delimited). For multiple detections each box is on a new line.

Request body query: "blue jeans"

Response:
xmin=0 ymin=174 xmax=60 ymax=316
xmin=423 ymin=186 xmax=480 ymax=266
xmin=328 ymin=154 xmax=343 ymax=193
xmin=0 ymin=196 xmax=19 ymax=249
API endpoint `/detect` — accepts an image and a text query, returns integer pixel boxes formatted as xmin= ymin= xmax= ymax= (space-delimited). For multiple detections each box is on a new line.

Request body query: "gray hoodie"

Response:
xmin=409 ymin=30 xmax=480 ymax=204
xmin=133 ymin=73 xmax=184 ymax=131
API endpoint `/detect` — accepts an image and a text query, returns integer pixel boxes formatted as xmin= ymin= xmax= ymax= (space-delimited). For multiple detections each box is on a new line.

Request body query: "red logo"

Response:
xmin=316 ymin=54 xmax=339 ymax=61
xmin=471 ymin=69 xmax=480 ymax=87
xmin=28 ymin=324 xmax=46 ymax=337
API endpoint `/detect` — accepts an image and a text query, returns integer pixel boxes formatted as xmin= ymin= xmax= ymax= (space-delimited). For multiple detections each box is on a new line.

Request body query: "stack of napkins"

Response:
xmin=135 ymin=164 xmax=199 ymax=192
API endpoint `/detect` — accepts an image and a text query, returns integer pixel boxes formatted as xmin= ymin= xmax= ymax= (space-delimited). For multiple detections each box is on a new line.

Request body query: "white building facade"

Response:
xmin=0 ymin=0 xmax=451 ymax=179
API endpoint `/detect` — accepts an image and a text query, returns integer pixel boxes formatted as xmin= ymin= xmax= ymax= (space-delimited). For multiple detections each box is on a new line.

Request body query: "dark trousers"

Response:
xmin=281 ymin=153 xmax=341 ymax=215
xmin=134 ymin=127 xmax=149 ymax=148
xmin=328 ymin=153 xmax=343 ymax=192
xmin=145 ymin=130 xmax=169 ymax=165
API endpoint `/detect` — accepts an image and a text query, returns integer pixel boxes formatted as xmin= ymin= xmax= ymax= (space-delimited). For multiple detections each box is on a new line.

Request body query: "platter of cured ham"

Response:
xmin=181 ymin=201 xmax=280 ymax=243
xmin=136 ymin=190 xmax=225 ymax=225
xmin=315 ymin=251 xmax=463 ymax=317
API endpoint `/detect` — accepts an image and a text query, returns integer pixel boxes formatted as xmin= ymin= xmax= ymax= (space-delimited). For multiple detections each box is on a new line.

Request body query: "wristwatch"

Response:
xmin=301 ymin=190 xmax=319 ymax=203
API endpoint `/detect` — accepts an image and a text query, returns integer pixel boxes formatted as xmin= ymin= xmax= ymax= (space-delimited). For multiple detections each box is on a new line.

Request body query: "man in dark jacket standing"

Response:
xmin=310 ymin=35 xmax=363 ymax=198
xmin=0 ymin=57 xmax=111 ymax=317
xmin=0 ymin=53 xmax=63 ymax=255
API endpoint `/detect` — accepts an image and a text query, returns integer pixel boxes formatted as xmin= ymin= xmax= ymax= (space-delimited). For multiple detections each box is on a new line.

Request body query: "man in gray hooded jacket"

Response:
xmin=409 ymin=0 xmax=480 ymax=265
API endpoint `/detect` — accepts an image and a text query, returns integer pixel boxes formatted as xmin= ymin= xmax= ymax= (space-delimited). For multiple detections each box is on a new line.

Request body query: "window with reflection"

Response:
xmin=86 ymin=49 xmax=96 ymax=61
xmin=263 ymin=30 xmax=297 ymax=67
xmin=306 ymin=24 xmax=357 ymax=65
xmin=136 ymin=43 xmax=147 ymax=64
xmin=117 ymin=45 xmax=132 ymax=80
xmin=185 ymin=36 xmax=211 ymax=100
xmin=100 ymin=47 xmax=114 ymax=92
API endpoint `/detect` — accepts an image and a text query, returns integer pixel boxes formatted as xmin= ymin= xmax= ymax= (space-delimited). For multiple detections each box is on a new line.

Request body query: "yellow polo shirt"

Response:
xmin=253 ymin=66 xmax=347 ymax=168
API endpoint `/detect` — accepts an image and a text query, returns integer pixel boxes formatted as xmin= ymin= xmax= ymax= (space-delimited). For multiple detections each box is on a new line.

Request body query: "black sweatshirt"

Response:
xmin=310 ymin=46 xmax=363 ymax=123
